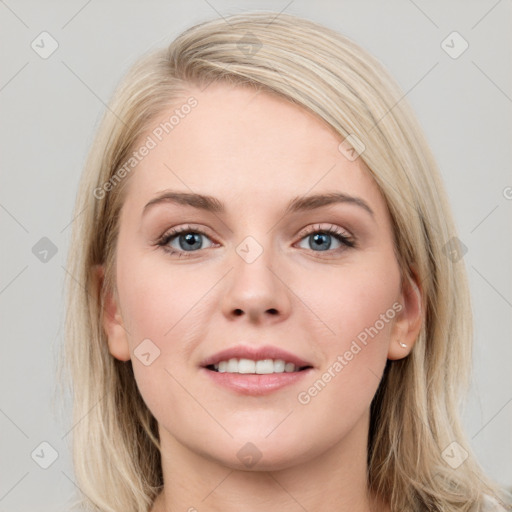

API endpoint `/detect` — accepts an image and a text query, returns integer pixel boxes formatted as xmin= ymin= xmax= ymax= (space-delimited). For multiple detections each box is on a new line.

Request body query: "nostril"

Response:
xmin=234 ymin=309 xmax=243 ymax=316
xmin=267 ymin=308 xmax=278 ymax=315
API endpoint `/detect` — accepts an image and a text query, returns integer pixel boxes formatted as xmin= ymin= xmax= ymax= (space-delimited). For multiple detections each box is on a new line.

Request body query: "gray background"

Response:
xmin=1 ymin=0 xmax=511 ymax=510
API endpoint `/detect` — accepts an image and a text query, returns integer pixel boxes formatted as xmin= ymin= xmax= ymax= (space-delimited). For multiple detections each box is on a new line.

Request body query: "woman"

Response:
xmin=59 ymin=11 xmax=511 ymax=512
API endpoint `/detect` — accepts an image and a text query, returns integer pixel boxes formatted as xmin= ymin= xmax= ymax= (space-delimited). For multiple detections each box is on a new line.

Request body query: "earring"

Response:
xmin=398 ymin=341 xmax=407 ymax=348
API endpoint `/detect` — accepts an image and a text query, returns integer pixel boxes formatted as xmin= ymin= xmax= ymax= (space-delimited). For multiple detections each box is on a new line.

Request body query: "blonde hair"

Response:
xmin=57 ymin=11 xmax=510 ymax=512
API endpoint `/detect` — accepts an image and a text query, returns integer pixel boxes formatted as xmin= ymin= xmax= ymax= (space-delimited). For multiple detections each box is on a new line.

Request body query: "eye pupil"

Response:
xmin=311 ymin=233 xmax=331 ymax=251
xmin=180 ymin=233 xmax=202 ymax=250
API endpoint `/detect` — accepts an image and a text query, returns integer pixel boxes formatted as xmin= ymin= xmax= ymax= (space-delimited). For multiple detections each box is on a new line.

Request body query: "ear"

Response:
xmin=387 ymin=267 xmax=423 ymax=360
xmin=92 ymin=264 xmax=131 ymax=362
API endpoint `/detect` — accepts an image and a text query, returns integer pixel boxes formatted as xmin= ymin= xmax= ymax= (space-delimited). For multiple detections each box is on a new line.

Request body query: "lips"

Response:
xmin=199 ymin=344 xmax=314 ymax=370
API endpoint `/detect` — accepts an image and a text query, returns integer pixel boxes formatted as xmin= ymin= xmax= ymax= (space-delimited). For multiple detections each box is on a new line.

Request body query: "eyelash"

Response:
xmin=155 ymin=223 xmax=356 ymax=258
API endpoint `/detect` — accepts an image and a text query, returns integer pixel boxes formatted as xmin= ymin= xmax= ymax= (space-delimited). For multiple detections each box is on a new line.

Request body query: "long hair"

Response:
xmin=57 ymin=11 xmax=510 ymax=511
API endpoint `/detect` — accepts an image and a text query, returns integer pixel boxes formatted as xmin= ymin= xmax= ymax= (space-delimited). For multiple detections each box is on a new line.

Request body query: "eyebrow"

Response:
xmin=142 ymin=190 xmax=374 ymax=218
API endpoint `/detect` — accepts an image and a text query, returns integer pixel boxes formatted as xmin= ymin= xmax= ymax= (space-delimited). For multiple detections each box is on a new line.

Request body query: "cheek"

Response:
xmin=295 ymin=252 xmax=400 ymax=406
xmin=336 ymin=270 xmax=399 ymax=351
xmin=301 ymin=249 xmax=401 ymax=345
xmin=115 ymin=253 xmax=218 ymax=410
xmin=117 ymin=252 xmax=209 ymax=342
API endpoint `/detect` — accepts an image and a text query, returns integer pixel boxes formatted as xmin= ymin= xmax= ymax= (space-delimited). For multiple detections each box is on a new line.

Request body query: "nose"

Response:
xmin=221 ymin=243 xmax=292 ymax=324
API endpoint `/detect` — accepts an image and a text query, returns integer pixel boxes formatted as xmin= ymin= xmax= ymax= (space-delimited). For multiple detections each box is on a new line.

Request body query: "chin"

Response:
xmin=197 ymin=435 xmax=317 ymax=472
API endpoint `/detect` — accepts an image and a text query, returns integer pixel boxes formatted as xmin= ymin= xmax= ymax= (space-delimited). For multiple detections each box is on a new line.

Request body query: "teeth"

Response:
xmin=213 ymin=358 xmax=300 ymax=374
xmin=239 ymin=358 xmax=255 ymax=373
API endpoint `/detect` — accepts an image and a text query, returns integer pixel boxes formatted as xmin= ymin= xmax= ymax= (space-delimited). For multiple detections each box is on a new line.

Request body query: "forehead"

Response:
xmin=121 ymin=82 xmax=387 ymax=220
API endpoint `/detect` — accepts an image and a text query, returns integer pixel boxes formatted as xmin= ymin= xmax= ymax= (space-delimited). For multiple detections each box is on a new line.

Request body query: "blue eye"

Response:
xmin=300 ymin=232 xmax=340 ymax=251
xmin=296 ymin=225 xmax=355 ymax=252
xmin=171 ymin=232 xmax=206 ymax=251
xmin=157 ymin=225 xmax=215 ymax=257
xmin=156 ymin=223 xmax=355 ymax=258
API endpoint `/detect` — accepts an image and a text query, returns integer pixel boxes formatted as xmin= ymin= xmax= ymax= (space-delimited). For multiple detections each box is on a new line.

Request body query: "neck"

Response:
xmin=151 ymin=409 xmax=389 ymax=512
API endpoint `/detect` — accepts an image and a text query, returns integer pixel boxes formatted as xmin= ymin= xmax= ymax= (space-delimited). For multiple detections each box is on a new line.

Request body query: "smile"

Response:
xmin=207 ymin=358 xmax=312 ymax=374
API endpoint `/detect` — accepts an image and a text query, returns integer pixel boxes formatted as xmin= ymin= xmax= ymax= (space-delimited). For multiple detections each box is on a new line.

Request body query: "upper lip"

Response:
xmin=200 ymin=345 xmax=314 ymax=369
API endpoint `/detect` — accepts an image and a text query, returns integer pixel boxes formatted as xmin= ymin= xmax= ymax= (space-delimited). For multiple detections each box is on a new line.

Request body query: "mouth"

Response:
xmin=204 ymin=358 xmax=313 ymax=374
xmin=201 ymin=358 xmax=314 ymax=396
xmin=199 ymin=345 xmax=315 ymax=395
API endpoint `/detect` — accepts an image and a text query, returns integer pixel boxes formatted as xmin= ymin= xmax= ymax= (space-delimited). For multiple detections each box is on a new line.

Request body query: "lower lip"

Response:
xmin=200 ymin=367 xmax=313 ymax=396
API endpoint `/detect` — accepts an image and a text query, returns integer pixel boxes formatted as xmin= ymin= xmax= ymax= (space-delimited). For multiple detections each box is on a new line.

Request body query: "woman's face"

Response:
xmin=101 ymin=82 xmax=420 ymax=470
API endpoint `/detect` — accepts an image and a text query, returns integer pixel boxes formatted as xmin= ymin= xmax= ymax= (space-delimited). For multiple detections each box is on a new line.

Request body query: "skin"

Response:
xmin=98 ymin=82 xmax=422 ymax=512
